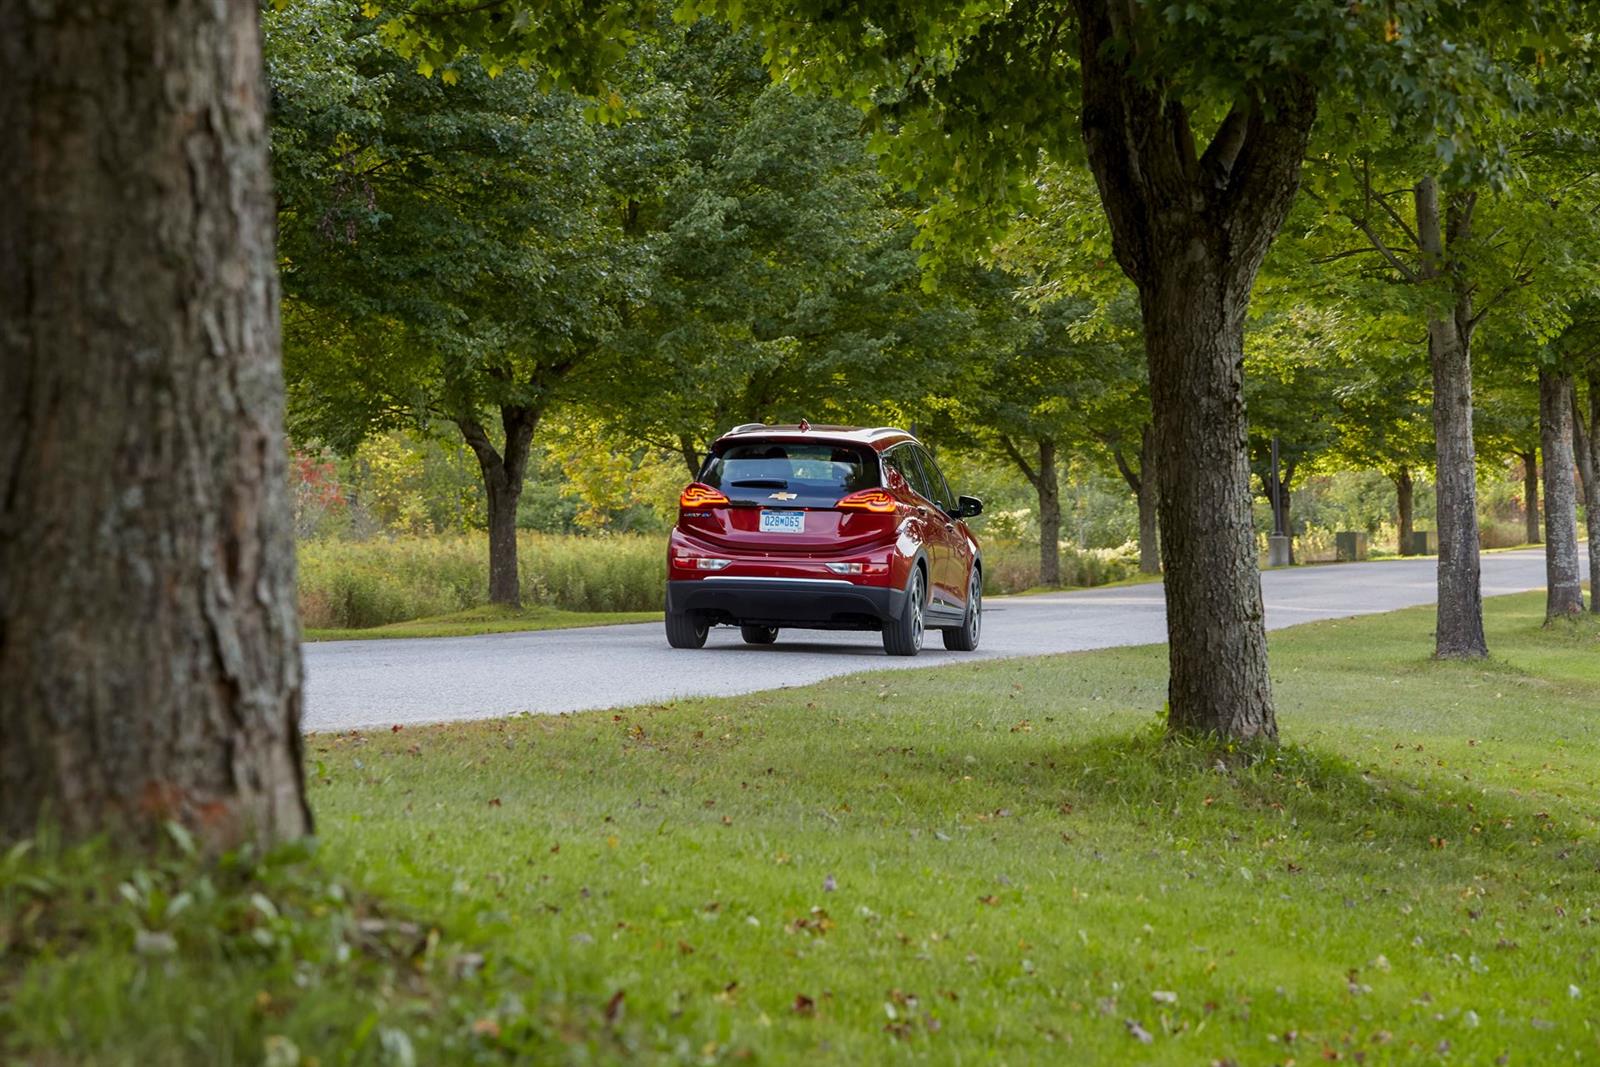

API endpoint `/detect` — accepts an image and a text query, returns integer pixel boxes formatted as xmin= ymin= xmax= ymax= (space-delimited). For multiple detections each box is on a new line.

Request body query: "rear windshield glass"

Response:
xmin=700 ymin=441 xmax=880 ymax=506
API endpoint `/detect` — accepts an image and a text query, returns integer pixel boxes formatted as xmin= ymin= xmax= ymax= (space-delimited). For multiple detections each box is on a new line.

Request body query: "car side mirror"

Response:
xmin=956 ymin=495 xmax=983 ymax=519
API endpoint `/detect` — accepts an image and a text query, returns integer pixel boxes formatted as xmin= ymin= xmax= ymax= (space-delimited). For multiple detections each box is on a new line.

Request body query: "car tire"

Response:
xmin=882 ymin=567 xmax=926 ymax=657
xmin=942 ymin=567 xmax=981 ymax=651
xmin=665 ymin=610 xmax=709 ymax=649
xmin=740 ymin=624 xmax=778 ymax=645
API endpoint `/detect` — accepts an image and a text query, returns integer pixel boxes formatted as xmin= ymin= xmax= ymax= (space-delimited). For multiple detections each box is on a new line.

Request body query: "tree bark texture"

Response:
xmin=460 ymin=406 xmax=538 ymax=607
xmin=1519 ymin=450 xmax=1541 ymax=546
xmin=1575 ymin=376 xmax=1600 ymax=613
xmin=1075 ymin=0 xmax=1316 ymax=741
xmin=1113 ymin=425 xmax=1161 ymax=575
xmin=0 ymin=1 xmax=310 ymax=848
xmin=1540 ymin=371 xmax=1585 ymax=617
xmin=1395 ymin=466 xmax=1415 ymax=555
xmin=1415 ymin=178 xmax=1487 ymax=659
xmin=1000 ymin=436 xmax=1062 ymax=586
xmin=1035 ymin=440 xmax=1062 ymax=586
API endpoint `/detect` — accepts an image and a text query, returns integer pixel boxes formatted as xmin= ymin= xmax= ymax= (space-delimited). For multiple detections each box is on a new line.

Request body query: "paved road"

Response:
xmin=302 ymin=548 xmax=1584 ymax=730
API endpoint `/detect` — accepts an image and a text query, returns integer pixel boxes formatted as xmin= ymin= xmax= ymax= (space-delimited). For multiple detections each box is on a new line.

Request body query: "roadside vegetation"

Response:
xmin=297 ymin=533 xmax=665 ymax=631
xmin=8 ymin=593 xmax=1598 ymax=1064
xmin=292 ymin=434 xmax=1562 ymax=636
xmin=303 ymin=604 xmax=663 ymax=642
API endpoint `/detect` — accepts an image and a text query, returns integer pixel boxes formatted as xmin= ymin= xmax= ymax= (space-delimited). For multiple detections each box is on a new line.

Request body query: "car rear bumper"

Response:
xmin=666 ymin=577 xmax=907 ymax=630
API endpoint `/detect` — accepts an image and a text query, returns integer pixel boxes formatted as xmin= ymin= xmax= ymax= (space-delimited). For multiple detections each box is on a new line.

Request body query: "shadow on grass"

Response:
xmin=814 ymin=721 xmax=1600 ymax=887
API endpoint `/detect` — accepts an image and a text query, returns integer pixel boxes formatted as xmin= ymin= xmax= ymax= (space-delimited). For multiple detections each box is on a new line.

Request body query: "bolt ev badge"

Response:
xmin=768 ymin=491 xmax=798 ymax=500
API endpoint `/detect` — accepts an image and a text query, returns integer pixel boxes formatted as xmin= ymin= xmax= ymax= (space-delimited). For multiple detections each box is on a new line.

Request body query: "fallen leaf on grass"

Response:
xmin=604 ymin=990 xmax=626 ymax=1025
xmin=450 ymin=953 xmax=485 ymax=979
xmin=793 ymin=994 xmax=816 ymax=1016
xmin=978 ymin=895 xmax=1001 ymax=907
xmin=1125 ymin=1019 xmax=1154 ymax=1044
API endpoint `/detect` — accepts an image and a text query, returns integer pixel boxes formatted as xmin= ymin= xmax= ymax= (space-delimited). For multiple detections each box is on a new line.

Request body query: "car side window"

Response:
xmin=887 ymin=445 xmax=932 ymax=503
xmin=880 ymin=447 xmax=905 ymax=490
xmin=914 ymin=446 xmax=955 ymax=512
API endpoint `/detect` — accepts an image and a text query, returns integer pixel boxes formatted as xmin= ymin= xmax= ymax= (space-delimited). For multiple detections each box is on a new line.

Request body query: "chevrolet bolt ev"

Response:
xmin=665 ymin=423 xmax=983 ymax=656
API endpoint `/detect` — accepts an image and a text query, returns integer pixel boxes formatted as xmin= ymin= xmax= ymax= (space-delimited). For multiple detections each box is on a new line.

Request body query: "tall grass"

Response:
xmin=298 ymin=533 xmax=1141 ymax=629
xmin=979 ymin=539 xmax=1139 ymax=594
xmin=297 ymin=533 xmax=664 ymax=629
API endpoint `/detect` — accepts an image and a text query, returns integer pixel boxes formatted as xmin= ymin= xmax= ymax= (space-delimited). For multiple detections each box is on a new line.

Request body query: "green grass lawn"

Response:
xmin=6 ymin=593 xmax=1600 ymax=1065
xmin=303 ymin=603 xmax=662 ymax=641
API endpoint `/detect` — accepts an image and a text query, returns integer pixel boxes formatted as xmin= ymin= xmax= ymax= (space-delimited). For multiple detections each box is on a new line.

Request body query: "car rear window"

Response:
xmin=700 ymin=441 xmax=880 ymax=506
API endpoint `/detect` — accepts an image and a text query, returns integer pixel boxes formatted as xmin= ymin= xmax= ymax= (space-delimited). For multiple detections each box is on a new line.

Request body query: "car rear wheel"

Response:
xmin=665 ymin=610 xmax=709 ymax=649
xmin=882 ymin=568 xmax=925 ymax=657
xmin=740 ymin=624 xmax=778 ymax=645
xmin=942 ymin=568 xmax=982 ymax=651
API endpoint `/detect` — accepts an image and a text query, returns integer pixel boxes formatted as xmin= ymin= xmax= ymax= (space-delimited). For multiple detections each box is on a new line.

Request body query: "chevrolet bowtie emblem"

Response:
xmin=769 ymin=491 xmax=798 ymax=501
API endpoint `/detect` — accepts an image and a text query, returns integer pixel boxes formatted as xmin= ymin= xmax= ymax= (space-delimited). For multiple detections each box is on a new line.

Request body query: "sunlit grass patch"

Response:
xmin=7 ymin=592 xmax=1599 ymax=1064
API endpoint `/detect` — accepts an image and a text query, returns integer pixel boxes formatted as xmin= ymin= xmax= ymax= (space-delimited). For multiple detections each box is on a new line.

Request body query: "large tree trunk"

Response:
xmin=1416 ymin=178 xmax=1487 ymax=659
xmin=1576 ymin=388 xmax=1593 ymax=504
xmin=460 ymin=406 xmax=538 ymax=607
xmin=1574 ymin=375 xmax=1600 ymax=614
xmin=1075 ymin=0 xmax=1315 ymax=741
xmin=1142 ymin=270 xmax=1277 ymax=739
xmin=1576 ymin=376 xmax=1600 ymax=614
xmin=1113 ymin=425 xmax=1161 ymax=575
xmin=1000 ymin=435 xmax=1062 ymax=586
xmin=1036 ymin=439 xmax=1062 ymax=586
xmin=0 ymin=1 xmax=310 ymax=848
xmin=1395 ymin=466 xmax=1416 ymax=555
xmin=1520 ymin=449 xmax=1541 ymax=545
xmin=1541 ymin=370 xmax=1585 ymax=617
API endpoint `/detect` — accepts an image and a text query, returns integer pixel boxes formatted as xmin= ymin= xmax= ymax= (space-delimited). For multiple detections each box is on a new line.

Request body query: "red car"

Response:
xmin=665 ymin=423 xmax=983 ymax=656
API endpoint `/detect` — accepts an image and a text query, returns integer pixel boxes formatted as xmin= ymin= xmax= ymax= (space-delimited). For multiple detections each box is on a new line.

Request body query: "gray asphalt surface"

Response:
xmin=302 ymin=548 xmax=1584 ymax=730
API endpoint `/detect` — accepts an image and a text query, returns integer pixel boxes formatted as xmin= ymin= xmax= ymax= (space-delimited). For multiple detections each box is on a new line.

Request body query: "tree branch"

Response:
xmin=1198 ymin=101 xmax=1249 ymax=188
xmin=1111 ymin=445 xmax=1141 ymax=494
xmin=1348 ymin=215 xmax=1420 ymax=283
xmin=1214 ymin=75 xmax=1318 ymax=266
xmin=998 ymin=434 xmax=1041 ymax=490
xmin=1313 ymin=246 xmax=1393 ymax=265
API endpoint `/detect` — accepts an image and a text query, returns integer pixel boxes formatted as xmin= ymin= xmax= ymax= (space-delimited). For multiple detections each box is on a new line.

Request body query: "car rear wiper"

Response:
xmin=730 ymin=478 xmax=789 ymax=488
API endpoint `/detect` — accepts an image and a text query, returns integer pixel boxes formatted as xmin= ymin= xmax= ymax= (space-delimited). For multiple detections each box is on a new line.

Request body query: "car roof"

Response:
xmin=711 ymin=424 xmax=915 ymax=452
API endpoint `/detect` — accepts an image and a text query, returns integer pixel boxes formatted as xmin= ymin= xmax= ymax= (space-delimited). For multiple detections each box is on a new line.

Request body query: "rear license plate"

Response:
xmin=759 ymin=510 xmax=805 ymax=534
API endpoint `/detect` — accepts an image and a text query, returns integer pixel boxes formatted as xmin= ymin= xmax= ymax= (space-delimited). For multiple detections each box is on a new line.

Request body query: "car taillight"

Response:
xmin=836 ymin=488 xmax=896 ymax=513
xmin=680 ymin=482 xmax=730 ymax=508
xmin=825 ymin=561 xmax=889 ymax=575
xmin=673 ymin=548 xmax=731 ymax=571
